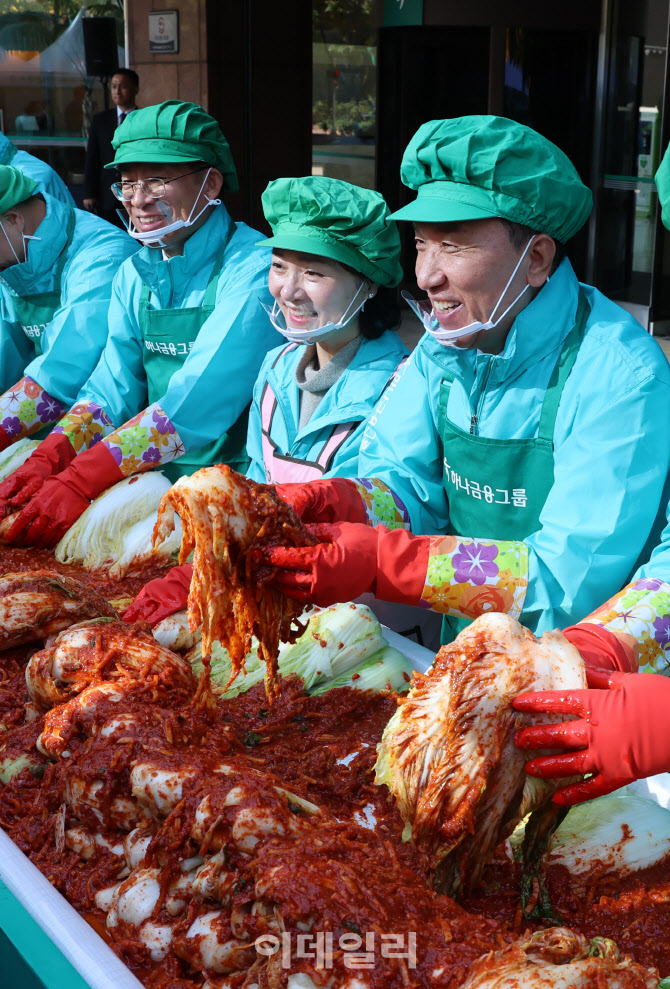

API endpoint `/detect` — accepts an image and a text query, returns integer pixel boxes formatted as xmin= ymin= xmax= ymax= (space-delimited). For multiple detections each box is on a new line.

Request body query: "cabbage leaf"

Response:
xmin=310 ymin=645 xmax=413 ymax=695
xmin=510 ymin=790 xmax=670 ymax=880
xmin=56 ymin=472 xmax=182 ymax=575
xmin=186 ymin=602 xmax=395 ymax=696
xmin=0 ymin=437 xmax=38 ymax=483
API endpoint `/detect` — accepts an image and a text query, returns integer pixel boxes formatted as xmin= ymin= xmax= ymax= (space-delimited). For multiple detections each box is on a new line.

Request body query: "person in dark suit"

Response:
xmin=83 ymin=68 xmax=139 ymax=227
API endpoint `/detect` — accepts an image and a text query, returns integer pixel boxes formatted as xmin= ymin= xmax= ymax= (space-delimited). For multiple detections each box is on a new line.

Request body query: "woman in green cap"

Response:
xmin=0 ymin=101 xmax=280 ymax=547
xmin=121 ymin=175 xmax=409 ymax=625
xmin=246 ymin=175 xmax=407 ymax=484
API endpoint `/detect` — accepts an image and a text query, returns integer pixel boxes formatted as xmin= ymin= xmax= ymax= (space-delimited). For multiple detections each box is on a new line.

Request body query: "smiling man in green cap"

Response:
xmin=0 ymin=163 xmax=134 ymax=456
xmin=0 ymin=100 xmax=281 ymax=547
xmin=260 ymin=115 xmax=670 ymax=644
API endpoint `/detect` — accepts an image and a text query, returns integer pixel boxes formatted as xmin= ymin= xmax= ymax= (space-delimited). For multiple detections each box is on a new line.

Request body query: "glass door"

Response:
xmin=592 ymin=0 xmax=669 ymax=330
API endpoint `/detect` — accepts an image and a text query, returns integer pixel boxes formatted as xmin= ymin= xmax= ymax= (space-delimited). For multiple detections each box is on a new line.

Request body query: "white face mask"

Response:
xmin=404 ymin=236 xmax=536 ymax=347
xmin=120 ymin=167 xmax=221 ymax=247
xmin=0 ymin=216 xmax=40 ymax=266
xmin=260 ymin=279 xmax=370 ymax=345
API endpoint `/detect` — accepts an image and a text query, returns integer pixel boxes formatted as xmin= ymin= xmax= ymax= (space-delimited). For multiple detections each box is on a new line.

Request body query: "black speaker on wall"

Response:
xmin=83 ymin=17 xmax=118 ymax=77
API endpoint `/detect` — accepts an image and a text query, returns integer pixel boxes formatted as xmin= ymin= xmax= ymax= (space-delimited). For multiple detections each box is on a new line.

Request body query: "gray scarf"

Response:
xmin=295 ymin=337 xmax=362 ymax=428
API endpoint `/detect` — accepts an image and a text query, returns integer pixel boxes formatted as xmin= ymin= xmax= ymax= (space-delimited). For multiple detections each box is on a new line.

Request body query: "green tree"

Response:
xmin=313 ymin=0 xmax=377 ymax=46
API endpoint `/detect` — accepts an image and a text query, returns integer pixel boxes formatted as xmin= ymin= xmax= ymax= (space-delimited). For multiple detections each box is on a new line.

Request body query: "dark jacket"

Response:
xmin=83 ymin=108 xmax=123 ymax=211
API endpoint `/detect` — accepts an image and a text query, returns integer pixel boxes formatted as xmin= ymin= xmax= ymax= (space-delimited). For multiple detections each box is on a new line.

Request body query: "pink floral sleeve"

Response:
xmin=419 ymin=535 xmax=529 ymax=620
xmin=0 ymin=377 xmax=66 ymax=441
xmin=581 ymin=578 xmax=670 ymax=674
xmin=354 ymin=477 xmax=411 ymax=529
xmin=52 ymin=400 xmax=115 ymax=452
xmin=101 ymin=402 xmax=185 ymax=477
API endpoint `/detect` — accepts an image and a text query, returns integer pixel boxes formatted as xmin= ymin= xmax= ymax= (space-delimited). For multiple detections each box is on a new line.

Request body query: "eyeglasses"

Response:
xmin=111 ymin=167 xmax=207 ymax=202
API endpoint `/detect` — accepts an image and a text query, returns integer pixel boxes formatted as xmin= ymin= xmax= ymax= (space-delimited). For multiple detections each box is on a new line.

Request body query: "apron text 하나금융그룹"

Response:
xmin=437 ymin=290 xmax=590 ymax=642
xmin=10 ymin=207 xmax=75 ymax=358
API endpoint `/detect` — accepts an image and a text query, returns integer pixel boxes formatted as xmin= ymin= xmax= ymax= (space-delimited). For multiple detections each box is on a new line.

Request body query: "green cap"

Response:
xmin=0 ymin=165 xmax=38 ymax=213
xmin=389 ymin=116 xmax=592 ymax=243
xmin=655 ymin=145 xmax=670 ymax=230
xmin=257 ymin=176 xmax=403 ymax=287
xmin=106 ymin=100 xmax=238 ymax=193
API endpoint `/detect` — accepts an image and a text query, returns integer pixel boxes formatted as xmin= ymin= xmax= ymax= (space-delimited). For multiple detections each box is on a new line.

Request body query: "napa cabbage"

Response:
xmin=0 ymin=437 xmax=38 ymax=483
xmin=55 ymin=473 xmax=181 ymax=576
xmin=186 ymin=602 xmax=403 ymax=696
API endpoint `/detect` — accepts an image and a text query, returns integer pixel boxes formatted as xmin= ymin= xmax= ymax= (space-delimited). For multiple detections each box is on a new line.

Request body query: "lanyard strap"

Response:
xmin=202 ymin=242 xmax=227 ymax=307
xmin=51 ymin=207 xmax=76 ymax=291
xmin=537 ymin=289 xmax=590 ymax=442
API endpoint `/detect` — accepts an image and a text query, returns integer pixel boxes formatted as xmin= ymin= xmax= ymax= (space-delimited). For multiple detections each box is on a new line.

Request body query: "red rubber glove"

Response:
xmin=275 ymin=478 xmax=368 ymax=525
xmin=264 ymin=522 xmax=428 ymax=608
xmin=0 ymin=425 xmax=11 ymax=453
xmin=121 ymin=565 xmax=193 ymax=625
xmin=514 ymin=668 xmax=670 ymax=806
xmin=562 ymin=623 xmax=636 ymax=673
xmin=0 ymin=432 xmax=77 ymax=517
xmin=3 ymin=442 xmax=123 ymax=548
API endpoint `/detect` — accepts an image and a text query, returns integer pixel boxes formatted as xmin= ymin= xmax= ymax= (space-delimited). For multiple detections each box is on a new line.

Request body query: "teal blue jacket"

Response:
xmin=246 ymin=330 xmax=408 ymax=483
xmin=0 ymin=134 xmax=74 ymax=205
xmin=77 ymin=204 xmax=281 ymax=451
xmin=639 ymin=506 xmax=670 ymax=582
xmin=358 ymin=259 xmax=670 ymax=633
xmin=0 ymin=195 xmax=136 ymax=403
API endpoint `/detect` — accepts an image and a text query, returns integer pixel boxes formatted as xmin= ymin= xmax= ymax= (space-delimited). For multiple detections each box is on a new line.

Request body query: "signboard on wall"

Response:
xmin=384 ymin=0 xmax=423 ymax=27
xmin=149 ymin=10 xmax=179 ymax=53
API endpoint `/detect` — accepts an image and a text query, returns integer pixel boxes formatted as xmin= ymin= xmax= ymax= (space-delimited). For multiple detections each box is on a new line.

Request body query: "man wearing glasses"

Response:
xmin=0 ymin=101 xmax=280 ymax=546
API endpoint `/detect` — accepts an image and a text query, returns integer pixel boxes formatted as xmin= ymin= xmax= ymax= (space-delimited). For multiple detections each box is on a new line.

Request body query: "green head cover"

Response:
xmin=390 ymin=115 xmax=592 ymax=243
xmin=257 ymin=176 xmax=403 ymax=287
xmin=0 ymin=165 xmax=38 ymax=214
xmin=655 ymin=144 xmax=670 ymax=230
xmin=106 ymin=100 xmax=238 ymax=192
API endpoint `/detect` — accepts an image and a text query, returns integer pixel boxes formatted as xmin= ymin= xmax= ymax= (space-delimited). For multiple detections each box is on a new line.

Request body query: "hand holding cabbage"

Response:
xmin=514 ymin=667 xmax=670 ymax=805
xmin=0 ymin=433 xmax=74 ymax=518
xmin=0 ymin=442 xmax=122 ymax=547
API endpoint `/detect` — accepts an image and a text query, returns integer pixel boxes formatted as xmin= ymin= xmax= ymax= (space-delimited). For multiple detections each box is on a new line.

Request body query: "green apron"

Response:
xmin=9 ymin=208 xmax=76 ymax=358
xmin=437 ymin=290 xmax=590 ymax=643
xmin=139 ymin=244 xmax=250 ymax=483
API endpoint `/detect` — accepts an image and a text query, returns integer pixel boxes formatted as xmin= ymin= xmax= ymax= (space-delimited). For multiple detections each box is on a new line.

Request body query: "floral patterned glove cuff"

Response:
xmin=0 ymin=377 xmax=66 ymax=443
xmin=353 ymin=478 xmax=411 ymax=530
xmin=581 ymin=578 xmax=670 ymax=674
xmin=52 ymin=400 xmax=115 ymax=452
xmin=102 ymin=402 xmax=185 ymax=476
xmin=419 ymin=535 xmax=528 ymax=620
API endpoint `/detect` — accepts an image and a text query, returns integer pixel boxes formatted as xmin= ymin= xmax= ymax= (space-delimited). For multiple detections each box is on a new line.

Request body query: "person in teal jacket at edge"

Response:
xmin=510 ymin=141 xmax=670 ymax=810
xmin=257 ymin=118 xmax=670 ymax=663
xmin=122 ymin=173 xmax=409 ymax=623
xmin=0 ymin=165 xmax=135 ymax=453
xmin=0 ymin=131 xmax=75 ymax=206
xmin=0 ymin=100 xmax=280 ymax=547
